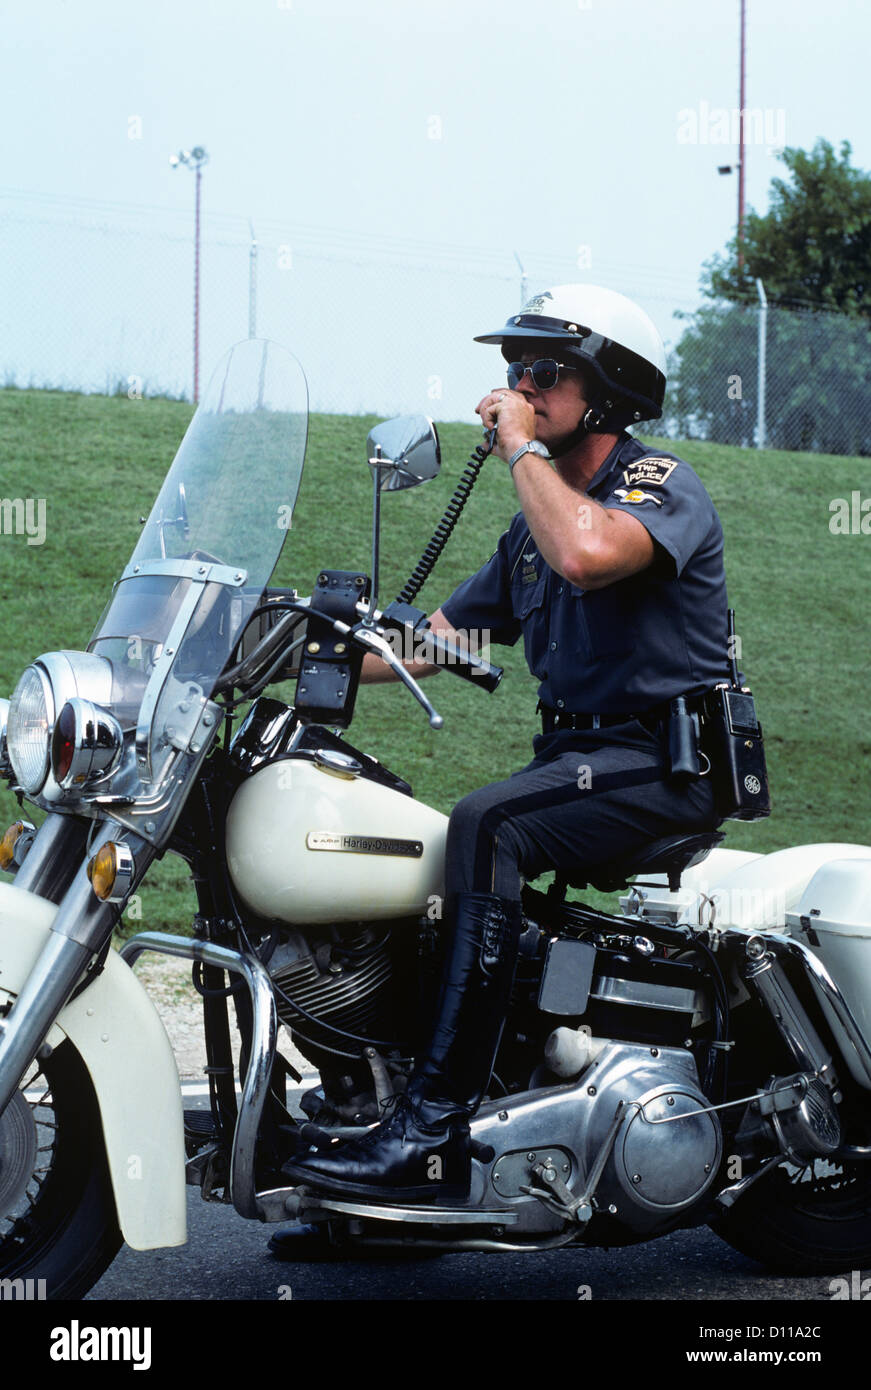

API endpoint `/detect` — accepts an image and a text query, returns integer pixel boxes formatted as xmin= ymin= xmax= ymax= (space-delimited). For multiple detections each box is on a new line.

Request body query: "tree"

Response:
xmin=667 ymin=141 xmax=871 ymax=454
xmin=706 ymin=140 xmax=871 ymax=313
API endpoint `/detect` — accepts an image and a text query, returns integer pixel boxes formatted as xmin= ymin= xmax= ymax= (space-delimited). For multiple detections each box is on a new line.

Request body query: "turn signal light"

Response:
xmin=0 ymin=821 xmax=27 ymax=871
xmin=87 ymin=841 xmax=134 ymax=903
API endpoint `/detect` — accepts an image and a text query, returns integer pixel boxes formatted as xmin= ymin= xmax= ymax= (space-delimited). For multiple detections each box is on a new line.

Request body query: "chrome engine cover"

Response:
xmin=468 ymin=1042 xmax=722 ymax=1236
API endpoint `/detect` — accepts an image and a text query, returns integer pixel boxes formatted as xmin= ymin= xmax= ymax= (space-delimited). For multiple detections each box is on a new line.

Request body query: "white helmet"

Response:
xmin=474 ymin=284 xmax=667 ymax=430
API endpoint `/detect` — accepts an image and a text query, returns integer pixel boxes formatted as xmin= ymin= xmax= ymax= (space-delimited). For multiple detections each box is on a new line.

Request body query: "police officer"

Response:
xmin=283 ymin=283 xmax=729 ymax=1206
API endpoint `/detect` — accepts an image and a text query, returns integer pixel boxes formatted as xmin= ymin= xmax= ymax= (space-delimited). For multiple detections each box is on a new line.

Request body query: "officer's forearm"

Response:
xmin=509 ymin=453 xmax=652 ymax=589
xmin=507 ymin=453 xmax=609 ymax=579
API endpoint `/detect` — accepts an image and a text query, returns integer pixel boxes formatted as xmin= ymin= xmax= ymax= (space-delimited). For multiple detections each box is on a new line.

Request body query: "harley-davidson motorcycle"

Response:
xmin=2 ymin=338 xmax=871 ymax=1299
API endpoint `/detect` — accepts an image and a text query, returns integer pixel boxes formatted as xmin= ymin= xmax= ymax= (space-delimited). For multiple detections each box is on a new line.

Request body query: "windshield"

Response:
xmin=88 ymin=338 xmax=307 ymax=782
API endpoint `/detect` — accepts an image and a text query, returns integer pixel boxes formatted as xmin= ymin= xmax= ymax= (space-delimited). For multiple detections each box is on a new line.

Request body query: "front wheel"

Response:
xmin=0 ymin=1035 xmax=122 ymax=1298
xmin=711 ymin=1156 xmax=871 ymax=1274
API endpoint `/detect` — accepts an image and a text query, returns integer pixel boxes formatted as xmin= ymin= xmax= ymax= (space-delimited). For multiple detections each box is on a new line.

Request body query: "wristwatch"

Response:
xmin=508 ymin=440 xmax=552 ymax=472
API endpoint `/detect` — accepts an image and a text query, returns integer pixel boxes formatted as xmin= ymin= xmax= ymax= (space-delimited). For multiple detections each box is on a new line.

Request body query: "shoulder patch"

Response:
xmin=622 ymin=457 xmax=678 ymax=488
xmin=613 ymin=486 xmax=663 ymax=507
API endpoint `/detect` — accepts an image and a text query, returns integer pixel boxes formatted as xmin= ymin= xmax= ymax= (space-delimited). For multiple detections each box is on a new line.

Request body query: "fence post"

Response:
xmin=755 ymin=277 xmax=767 ymax=449
xmin=248 ymin=220 xmax=258 ymax=339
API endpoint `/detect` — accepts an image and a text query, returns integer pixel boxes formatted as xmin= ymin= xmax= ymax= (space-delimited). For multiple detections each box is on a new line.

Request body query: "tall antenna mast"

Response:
xmin=738 ymin=0 xmax=747 ymax=274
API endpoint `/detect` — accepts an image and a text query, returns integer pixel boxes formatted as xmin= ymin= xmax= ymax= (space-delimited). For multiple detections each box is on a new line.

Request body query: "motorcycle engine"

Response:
xmin=480 ymin=1039 xmax=723 ymax=1236
xmin=583 ymin=1045 xmax=722 ymax=1229
xmin=265 ymin=921 xmax=417 ymax=1122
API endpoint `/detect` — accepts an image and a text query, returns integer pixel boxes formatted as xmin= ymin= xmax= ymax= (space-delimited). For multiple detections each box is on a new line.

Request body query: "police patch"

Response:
xmin=613 ymin=487 xmax=663 ymax=507
xmin=622 ymin=457 xmax=678 ymax=488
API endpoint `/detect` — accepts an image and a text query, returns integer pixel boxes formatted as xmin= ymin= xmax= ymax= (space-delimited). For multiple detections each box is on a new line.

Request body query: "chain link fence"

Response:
xmin=661 ymin=298 xmax=871 ymax=457
xmin=1 ymin=198 xmax=869 ymax=455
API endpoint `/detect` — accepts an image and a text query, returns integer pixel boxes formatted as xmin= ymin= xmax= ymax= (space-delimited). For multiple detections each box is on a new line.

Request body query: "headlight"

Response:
xmin=6 ymin=666 xmax=54 ymax=794
xmin=6 ymin=652 xmax=114 ymax=799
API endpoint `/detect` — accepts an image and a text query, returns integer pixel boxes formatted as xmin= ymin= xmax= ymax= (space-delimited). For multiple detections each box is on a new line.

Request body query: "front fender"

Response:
xmin=0 ymin=882 xmax=186 ymax=1251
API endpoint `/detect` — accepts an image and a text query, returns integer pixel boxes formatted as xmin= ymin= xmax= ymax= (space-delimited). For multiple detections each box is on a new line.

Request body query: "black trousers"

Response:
xmin=444 ymin=718 xmax=720 ymax=901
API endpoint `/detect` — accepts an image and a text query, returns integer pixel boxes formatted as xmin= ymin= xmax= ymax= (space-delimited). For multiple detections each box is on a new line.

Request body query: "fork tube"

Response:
xmin=12 ymin=813 xmax=91 ymax=903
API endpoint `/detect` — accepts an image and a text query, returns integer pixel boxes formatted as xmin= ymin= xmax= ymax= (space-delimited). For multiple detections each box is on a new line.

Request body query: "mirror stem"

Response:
xmin=369 ymin=445 xmax=383 ymax=620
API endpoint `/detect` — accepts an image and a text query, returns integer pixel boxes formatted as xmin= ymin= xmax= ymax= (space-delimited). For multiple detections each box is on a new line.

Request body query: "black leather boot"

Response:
xmin=282 ymin=893 xmax=522 ymax=1204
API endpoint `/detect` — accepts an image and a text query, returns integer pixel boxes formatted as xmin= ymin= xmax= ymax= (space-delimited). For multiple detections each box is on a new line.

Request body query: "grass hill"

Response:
xmin=1 ymin=387 xmax=869 ymax=930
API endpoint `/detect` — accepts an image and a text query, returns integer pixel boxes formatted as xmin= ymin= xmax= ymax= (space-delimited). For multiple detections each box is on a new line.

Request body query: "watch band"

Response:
xmin=508 ymin=440 xmax=551 ymax=472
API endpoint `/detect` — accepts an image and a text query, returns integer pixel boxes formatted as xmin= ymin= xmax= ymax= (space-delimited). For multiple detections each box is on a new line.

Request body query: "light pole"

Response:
xmin=170 ymin=146 xmax=209 ymax=403
xmin=737 ymin=0 xmax=747 ymax=273
xmin=716 ymin=1 xmax=748 ymax=277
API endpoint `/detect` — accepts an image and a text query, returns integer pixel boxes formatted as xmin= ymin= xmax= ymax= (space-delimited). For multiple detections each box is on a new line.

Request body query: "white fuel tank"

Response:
xmin=225 ymin=754 xmax=447 ymax=924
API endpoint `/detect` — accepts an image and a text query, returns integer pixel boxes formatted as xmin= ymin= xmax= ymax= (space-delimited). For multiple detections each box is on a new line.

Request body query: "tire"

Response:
xmin=711 ymin=1156 xmax=871 ymax=1275
xmin=0 ymin=1036 xmax=122 ymax=1299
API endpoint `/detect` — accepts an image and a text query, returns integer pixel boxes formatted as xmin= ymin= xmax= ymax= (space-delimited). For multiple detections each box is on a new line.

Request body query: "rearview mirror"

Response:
xmin=366 ymin=415 xmax=441 ymax=491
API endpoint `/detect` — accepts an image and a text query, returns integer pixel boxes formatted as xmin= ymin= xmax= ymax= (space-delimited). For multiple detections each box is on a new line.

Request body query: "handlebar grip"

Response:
xmin=413 ymin=627 xmax=503 ymax=692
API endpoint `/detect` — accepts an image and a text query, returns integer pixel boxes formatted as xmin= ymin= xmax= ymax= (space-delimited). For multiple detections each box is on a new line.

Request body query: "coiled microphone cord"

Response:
xmin=396 ymin=430 xmax=496 ymax=605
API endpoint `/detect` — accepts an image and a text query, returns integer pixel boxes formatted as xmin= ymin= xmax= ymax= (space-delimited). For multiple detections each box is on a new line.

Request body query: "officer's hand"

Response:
xmin=476 ymin=389 xmax=536 ymax=463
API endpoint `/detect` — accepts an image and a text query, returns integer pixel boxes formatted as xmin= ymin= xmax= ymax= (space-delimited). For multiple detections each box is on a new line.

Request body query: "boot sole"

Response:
xmin=284 ymin=1165 xmax=468 ymax=1206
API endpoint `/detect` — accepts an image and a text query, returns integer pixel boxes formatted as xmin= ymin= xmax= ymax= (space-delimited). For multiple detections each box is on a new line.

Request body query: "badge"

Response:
xmin=622 ymin=457 xmax=678 ymax=488
xmin=521 ymin=291 xmax=554 ymax=315
xmin=520 ymin=548 xmax=539 ymax=583
xmin=613 ymin=487 xmax=663 ymax=507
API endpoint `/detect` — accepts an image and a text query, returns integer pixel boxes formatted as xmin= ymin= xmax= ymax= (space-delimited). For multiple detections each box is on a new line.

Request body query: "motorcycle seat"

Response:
xmin=556 ymin=831 xmax=726 ymax=897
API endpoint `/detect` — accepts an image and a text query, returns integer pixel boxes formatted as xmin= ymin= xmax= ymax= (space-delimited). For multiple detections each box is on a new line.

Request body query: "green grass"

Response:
xmin=1 ymin=387 xmax=869 ymax=932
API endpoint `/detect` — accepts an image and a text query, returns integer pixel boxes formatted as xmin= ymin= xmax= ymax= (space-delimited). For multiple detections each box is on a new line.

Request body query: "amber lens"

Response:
xmin=88 ymin=843 xmax=118 ymax=901
xmin=0 ymin=821 xmax=24 ymax=871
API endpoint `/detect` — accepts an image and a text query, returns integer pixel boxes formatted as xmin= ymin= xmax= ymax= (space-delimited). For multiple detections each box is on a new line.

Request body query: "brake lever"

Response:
xmin=350 ymin=625 xmax=444 ymax=730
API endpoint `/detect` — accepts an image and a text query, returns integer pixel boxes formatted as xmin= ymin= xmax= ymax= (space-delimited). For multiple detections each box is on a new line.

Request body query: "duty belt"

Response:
xmin=537 ymin=697 xmax=704 ymax=736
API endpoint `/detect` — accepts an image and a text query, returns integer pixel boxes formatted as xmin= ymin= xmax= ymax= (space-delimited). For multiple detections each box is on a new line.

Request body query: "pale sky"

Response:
xmin=1 ymin=0 xmax=868 ymax=417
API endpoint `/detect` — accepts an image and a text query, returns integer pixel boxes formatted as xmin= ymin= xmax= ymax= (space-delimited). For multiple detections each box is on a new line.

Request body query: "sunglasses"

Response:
xmin=506 ymin=359 xmax=579 ymax=391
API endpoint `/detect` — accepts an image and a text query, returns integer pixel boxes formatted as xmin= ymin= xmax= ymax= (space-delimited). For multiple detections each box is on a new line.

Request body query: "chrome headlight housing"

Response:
xmin=51 ymin=698 xmax=124 ymax=790
xmin=6 ymin=652 xmax=114 ymax=800
xmin=0 ymin=697 xmax=11 ymax=775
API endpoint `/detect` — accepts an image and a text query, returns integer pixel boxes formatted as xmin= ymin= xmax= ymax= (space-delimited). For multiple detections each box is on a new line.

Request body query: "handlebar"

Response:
xmin=382 ymin=621 xmax=503 ymax=693
xmin=217 ymin=591 xmax=503 ymax=726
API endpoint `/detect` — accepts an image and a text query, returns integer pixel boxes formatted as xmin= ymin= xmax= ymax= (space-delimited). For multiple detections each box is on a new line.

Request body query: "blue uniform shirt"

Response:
xmin=441 ymin=434 xmax=730 ymax=716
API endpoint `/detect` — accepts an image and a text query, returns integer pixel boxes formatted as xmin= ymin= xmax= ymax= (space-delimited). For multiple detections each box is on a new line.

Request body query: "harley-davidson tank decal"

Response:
xmin=306 ymin=831 xmax=424 ymax=857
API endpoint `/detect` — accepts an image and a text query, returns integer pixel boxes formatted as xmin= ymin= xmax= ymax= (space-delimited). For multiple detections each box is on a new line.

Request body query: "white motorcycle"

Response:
xmin=2 ymin=338 xmax=871 ymax=1298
